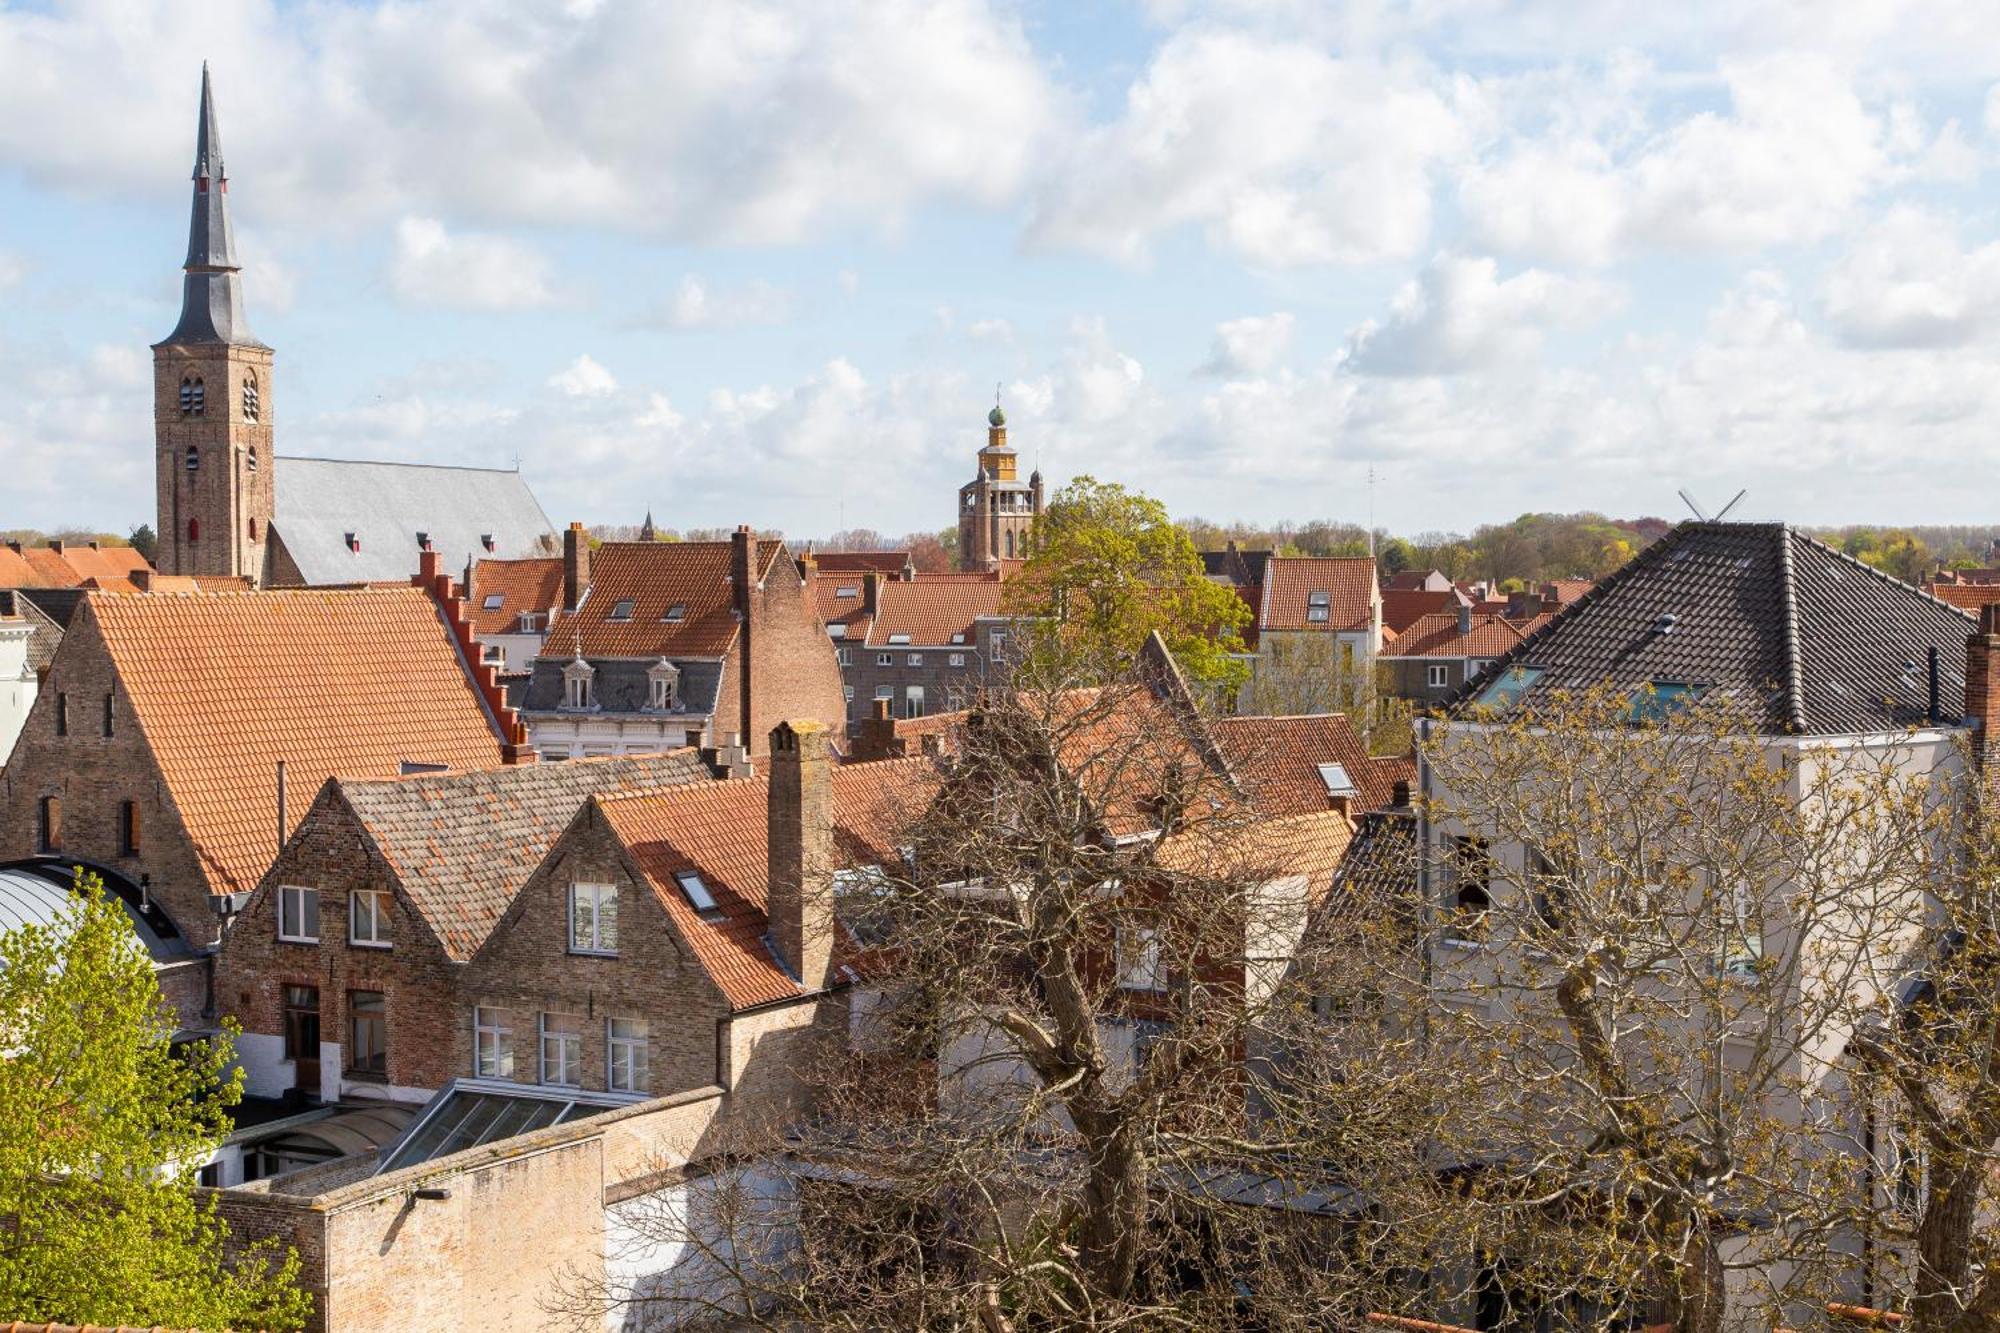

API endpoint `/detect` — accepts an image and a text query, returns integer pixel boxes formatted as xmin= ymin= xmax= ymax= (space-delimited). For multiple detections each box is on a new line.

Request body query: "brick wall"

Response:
xmin=465 ymin=808 xmax=736 ymax=1098
xmin=834 ymin=616 xmax=1012 ymax=733
xmin=743 ymin=553 xmax=847 ymax=757
xmin=215 ymin=784 xmax=465 ymax=1098
xmin=0 ymin=604 xmax=226 ymax=945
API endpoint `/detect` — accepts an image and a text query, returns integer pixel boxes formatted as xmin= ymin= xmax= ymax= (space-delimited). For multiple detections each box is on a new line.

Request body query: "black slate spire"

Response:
xmin=160 ymin=64 xmax=264 ymax=348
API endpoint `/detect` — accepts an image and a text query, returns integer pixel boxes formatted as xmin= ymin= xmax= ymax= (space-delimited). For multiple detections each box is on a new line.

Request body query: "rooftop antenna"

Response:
xmin=1678 ymin=487 xmax=1748 ymax=523
xmin=1367 ymin=464 xmax=1377 ymax=557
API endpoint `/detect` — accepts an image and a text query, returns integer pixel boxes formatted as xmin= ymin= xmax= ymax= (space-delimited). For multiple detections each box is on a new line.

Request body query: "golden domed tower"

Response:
xmin=956 ymin=398 xmax=1043 ymax=571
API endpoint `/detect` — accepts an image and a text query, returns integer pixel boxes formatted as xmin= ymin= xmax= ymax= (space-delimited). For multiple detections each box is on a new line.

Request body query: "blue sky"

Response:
xmin=4 ymin=0 xmax=2000 ymax=541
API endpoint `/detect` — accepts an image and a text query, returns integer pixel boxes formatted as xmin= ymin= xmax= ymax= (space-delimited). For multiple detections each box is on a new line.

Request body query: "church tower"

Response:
xmin=152 ymin=65 xmax=273 ymax=582
xmin=956 ymin=399 xmax=1043 ymax=571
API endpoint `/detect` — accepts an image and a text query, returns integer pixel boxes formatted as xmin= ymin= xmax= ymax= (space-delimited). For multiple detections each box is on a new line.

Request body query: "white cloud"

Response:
xmin=388 ymin=217 xmax=555 ymax=311
xmin=0 ymin=251 xmax=23 ymax=290
xmin=966 ymin=318 xmax=1014 ymax=343
xmin=1346 ymin=255 xmax=1620 ymax=375
xmin=655 ymin=275 xmax=793 ymax=330
xmin=1462 ymin=54 xmax=1925 ymax=265
xmin=1198 ymin=312 xmax=1294 ymax=376
xmin=1822 ymin=208 xmax=2000 ymax=349
xmin=1029 ymin=28 xmax=1469 ymax=266
xmin=549 ymin=354 xmax=618 ymax=398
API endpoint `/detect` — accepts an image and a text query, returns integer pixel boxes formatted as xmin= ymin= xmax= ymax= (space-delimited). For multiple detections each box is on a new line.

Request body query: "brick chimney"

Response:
xmin=768 ymin=719 xmax=834 ymax=991
xmin=1968 ymin=605 xmax=2000 ymax=774
xmin=862 ymin=571 xmax=880 ymax=616
xmin=854 ymin=697 xmax=904 ymax=761
xmin=563 ymin=522 xmax=590 ymax=612
xmin=1457 ymin=600 xmax=1473 ymax=637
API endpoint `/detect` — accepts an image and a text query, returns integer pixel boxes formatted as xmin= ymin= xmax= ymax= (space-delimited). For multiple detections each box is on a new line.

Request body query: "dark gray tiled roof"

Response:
xmin=334 ymin=751 xmax=711 ymax=960
xmin=1452 ymin=522 xmax=1975 ymax=736
xmin=271 ymin=457 xmax=557 ymax=585
xmin=519 ymin=657 xmax=724 ymax=718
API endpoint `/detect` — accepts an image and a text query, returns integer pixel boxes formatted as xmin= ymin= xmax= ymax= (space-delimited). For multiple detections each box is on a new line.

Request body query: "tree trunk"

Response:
xmin=1663 ymin=1223 xmax=1726 ymax=1333
xmin=1077 ymin=1120 xmax=1146 ymax=1303
xmin=1913 ymin=1155 xmax=1982 ymax=1333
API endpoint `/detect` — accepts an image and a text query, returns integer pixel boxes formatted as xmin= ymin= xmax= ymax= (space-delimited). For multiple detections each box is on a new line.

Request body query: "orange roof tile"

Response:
xmin=1923 ymin=582 xmax=2000 ymax=613
xmin=469 ymin=556 xmax=563 ymax=635
xmin=1258 ymin=556 xmax=1376 ymax=632
xmin=543 ymin=539 xmax=783 ymax=659
xmin=1543 ymin=578 xmax=1594 ymax=604
xmin=812 ymin=551 xmax=912 ymax=575
xmin=865 ymin=581 xmax=1002 ymax=647
xmin=1153 ymin=808 xmax=1353 ymax=891
xmin=1380 ymin=611 xmax=1547 ymax=659
xmin=596 ymin=756 xmax=941 ymax=1009
xmin=89 ymin=586 xmax=513 ymax=897
xmin=1213 ymin=713 xmax=1396 ymax=814
xmin=1380 ymin=587 xmax=1467 ymax=635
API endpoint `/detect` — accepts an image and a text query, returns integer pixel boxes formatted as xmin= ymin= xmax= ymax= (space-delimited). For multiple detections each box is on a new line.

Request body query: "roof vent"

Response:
xmin=1652 ymin=613 xmax=1678 ymax=635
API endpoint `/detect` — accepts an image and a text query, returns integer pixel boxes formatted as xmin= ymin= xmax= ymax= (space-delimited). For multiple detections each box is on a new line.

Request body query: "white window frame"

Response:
xmin=277 ymin=885 xmax=319 ymax=943
xmin=540 ymin=1012 xmax=582 ymax=1087
xmin=876 ymin=652 xmax=893 ymax=667
xmin=569 ymin=882 xmax=618 ymax=955
xmin=349 ymin=888 xmax=392 ymax=948
xmin=948 ymin=652 xmax=966 ymax=668
xmin=1426 ymin=663 xmax=1450 ymax=688
xmin=608 ymin=1017 xmax=649 ymax=1093
xmin=906 ymin=652 xmax=923 ymax=667
xmin=1116 ymin=926 xmax=1165 ymax=992
xmin=874 ymin=685 xmax=894 ymax=700
xmin=474 ymin=1006 xmax=514 ymax=1079
xmin=827 ymin=623 xmax=847 ymax=640
xmin=905 ymin=685 xmax=926 ymax=719
xmin=836 ymin=647 xmax=852 ymax=665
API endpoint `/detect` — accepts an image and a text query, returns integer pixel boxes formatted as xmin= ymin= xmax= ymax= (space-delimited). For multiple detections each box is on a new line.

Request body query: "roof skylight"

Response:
xmin=675 ymin=870 xmax=718 ymax=913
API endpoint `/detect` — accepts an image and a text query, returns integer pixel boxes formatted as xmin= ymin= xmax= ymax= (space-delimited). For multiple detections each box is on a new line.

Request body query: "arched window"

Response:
xmin=1005 ymin=530 xmax=1015 ymax=559
xmin=248 ymin=517 xmax=259 ymax=540
xmin=242 ymin=374 xmax=260 ymax=423
xmin=187 ymin=518 xmax=200 ymax=543
xmin=247 ymin=445 xmax=258 ymax=473
xmin=179 ymin=377 xmax=195 ymax=415
xmin=190 ymin=377 xmax=205 ymax=415
xmin=184 ymin=444 xmax=199 ymax=473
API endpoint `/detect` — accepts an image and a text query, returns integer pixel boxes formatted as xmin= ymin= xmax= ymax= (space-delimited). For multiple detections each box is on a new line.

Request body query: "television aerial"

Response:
xmin=1677 ymin=487 xmax=1746 ymax=522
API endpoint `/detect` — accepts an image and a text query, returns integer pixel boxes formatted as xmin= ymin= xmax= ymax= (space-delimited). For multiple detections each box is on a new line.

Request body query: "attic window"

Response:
xmin=950 ymin=633 xmax=967 ymax=645
xmin=608 ymin=599 xmax=635 ymax=622
xmin=481 ymin=534 xmax=495 ymax=552
xmin=887 ymin=633 xmax=911 ymax=645
xmin=1475 ymin=665 xmax=1544 ymax=714
xmin=826 ymin=624 xmax=847 ymax=640
xmin=482 ymin=594 xmax=504 ymax=611
xmin=835 ymin=585 xmax=860 ymax=598
xmin=1307 ymin=590 xmax=1331 ymax=623
xmin=674 ymin=870 xmax=719 ymax=914
xmin=663 ymin=604 xmax=686 ymax=622
xmin=1315 ymin=763 xmax=1357 ymax=797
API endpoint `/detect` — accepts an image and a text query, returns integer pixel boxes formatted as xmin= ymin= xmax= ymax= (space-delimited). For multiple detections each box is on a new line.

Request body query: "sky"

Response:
xmin=3 ymin=0 xmax=2000 ymax=541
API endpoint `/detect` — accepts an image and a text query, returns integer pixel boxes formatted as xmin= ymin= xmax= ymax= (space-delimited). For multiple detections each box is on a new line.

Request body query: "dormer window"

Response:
xmin=563 ymin=657 xmax=596 ymax=709
xmin=887 ymin=633 xmax=911 ymax=646
xmin=826 ymin=623 xmax=847 ymax=640
xmin=1306 ymin=591 xmax=1331 ymax=623
xmin=647 ymin=658 xmax=680 ymax=711
xmin=835 ymin=585 xmax=860 ymax=599
xmin=482 ymin=594 xmax=504 ymax=611
xmin=608 ymin=599 xmax=635 ymax=622
xmin=184 ymin=444 xmax=199 ymax=473
xmin=950 ymin=632 xmax=967 ymax=645
xmin=663 ymin=604 xmax=686 ymax=622
xmin=242 ymin=374 xmax=259 ymax=423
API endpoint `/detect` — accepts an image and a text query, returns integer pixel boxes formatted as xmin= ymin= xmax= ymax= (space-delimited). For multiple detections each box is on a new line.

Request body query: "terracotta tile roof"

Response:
xmin=1382 ymin=611 xmax=1545 ymax=660
xmin=1380 ymin=587 xmax=1468 ymax=635
xmin=918 ymin=571 xmax=1003 ymax=584
xmin=1452 ymin=522 xmax=1977 ymax=735
xmin=812 ymin=551 xmax=912 ymax=575
xmin=815 ymin=578 xmax=873 ymax=640
xmin=1153 ymin=808 xmax=1353 ymax=892
xmin=468 ymin=556 xmax=563 ymax=635
xmin=1922 ymin=581 xmax=2000 ymax=613
xmin=543 ymin=539 xmax=783 ymax=660
xmin=1258 ymin=556 xmax=1377 ymax=633
xmin=1543 ymin=578 xmax=1595 ymax=604
xmin=88 ymin=586 xmax=513 ymax=897
xmin=864 ymin=581 xmax=1003 ymax=647
xmin=1212 ymin=713 xmax=1398 ymax=813
xmin=335 ymin=752 xmax=713 ymax=960
xmin=595 ymin=756 xmax=941 ymax=1009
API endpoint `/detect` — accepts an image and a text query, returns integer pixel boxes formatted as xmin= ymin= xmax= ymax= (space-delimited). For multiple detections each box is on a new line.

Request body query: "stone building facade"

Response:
xmin=817 ymin=571 xmax=1014 ymax=730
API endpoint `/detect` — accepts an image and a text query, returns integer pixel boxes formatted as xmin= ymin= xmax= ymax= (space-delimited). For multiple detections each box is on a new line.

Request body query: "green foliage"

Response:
xmin=1007 ymin=477 xmax=1252 ymax=691
xmin=126 ymin=524 xmax=157 ymax=564
xmin=0 ymin=871 xmax=311 ymax=1331
xmin=1835 ymin=527 xmax=1932 ymax=584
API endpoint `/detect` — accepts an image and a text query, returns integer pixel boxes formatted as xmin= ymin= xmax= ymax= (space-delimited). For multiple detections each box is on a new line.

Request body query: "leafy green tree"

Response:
xmin=1005 ymin=476 xmax=1252 ymax=691
xmin=126 ymin=524 xmax=157 ymax=564
xmin=0 ymin=871 xmax=310 ymax=1330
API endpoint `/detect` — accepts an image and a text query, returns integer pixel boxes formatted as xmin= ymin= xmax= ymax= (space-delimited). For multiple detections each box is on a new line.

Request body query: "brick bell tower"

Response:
xmin=956 ymin=393 xmax=1043 ymax=572
xmin=152 ymin=64 xmax=274 ymax=582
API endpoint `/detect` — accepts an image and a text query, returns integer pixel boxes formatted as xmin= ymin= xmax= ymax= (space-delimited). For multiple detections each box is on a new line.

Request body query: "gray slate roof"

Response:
xmin=520 ymin=657 xmax=724 ymax=718
xmin=156 ymin=64 xmax=262 ymax=349
xmin=1452 ymin=522 xmax=1976 ymax=736
xmin=332 ymin=751 xmax=712 ymax=961
xmin=272 ymin=457 xmax=557 ymax=585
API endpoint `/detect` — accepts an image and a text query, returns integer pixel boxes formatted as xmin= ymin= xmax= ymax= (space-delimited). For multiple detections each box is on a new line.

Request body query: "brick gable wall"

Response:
xmin=740 ymin=555 xmax=848 ymax=757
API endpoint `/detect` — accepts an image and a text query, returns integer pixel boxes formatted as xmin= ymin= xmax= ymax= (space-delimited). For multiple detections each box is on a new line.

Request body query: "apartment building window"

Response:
xmin=608 ymin=1017 xmax=649 ymax=1093
xmin=905 ymin=685 xmax=926 ymax=719
xmin=563 ymin=660 xmax=594 ymax=709
xmin=876 ymin=653 xmax=893 ymax=667
xmin=54 ymin=692 xmax=66 ymax=736
xmin=350 ymin=888 xmax=391 ymax=948
xmin=948 ymin=653 xmax=965 ymax=668
xmin=906 ymin=652 xmax=923 ymax=667
xmin=569 ymin=882 xmax=618 ymax=954
xmin=277 ymin=884 xmax=319 ymax=943
xmin=989 ymin=630 xmax=1009 ymax=662
xmin=1116 ymin=925 xmax=1165 ymax=992
xmin=347 ymin=991 xmax=387 ymax=1077
xmin=1307 ymin=590 xmax=1331 ymax=623
xmin=283 ymin=985 xmax=320 ymax=1065
xmin=1469 ymin=659 xmax=1494 ymax=676
xmin=836 ymin=647 xmax=852 ymax=665
xmin=540 ymin=1012 xmax=582 ymax=1086
xmin=1723 ymin=883 xmax=1764 ymax=977
xmin=843 ymin=686 xmax=854 ymax=702
xmin=1444 ymin=836 xmax=1492 ymax=943
xmin=36 ymin=796 xmax=60 ymax=852
xmin=1526 ymin=844 xmax=1566 ymax=934
xmin=474 ymin=1006 xmax=514 ymax=1079
xmin=102 ymin=693 xmax=114 ymax=737
xmin=1426 ymin=664 xmax=1450 ymax=688
xmin=118 ymin=801 xmax=141 ymax=857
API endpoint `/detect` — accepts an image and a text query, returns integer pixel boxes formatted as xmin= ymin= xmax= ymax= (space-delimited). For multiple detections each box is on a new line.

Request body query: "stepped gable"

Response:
xmin=1450 ymin=521 xmax=1975 ymax=735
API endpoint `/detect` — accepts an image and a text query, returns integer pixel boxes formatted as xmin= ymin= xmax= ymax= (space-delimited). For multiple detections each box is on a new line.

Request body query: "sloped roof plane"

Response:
xmin=272 ymin=457 xmax=556 ymax=584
